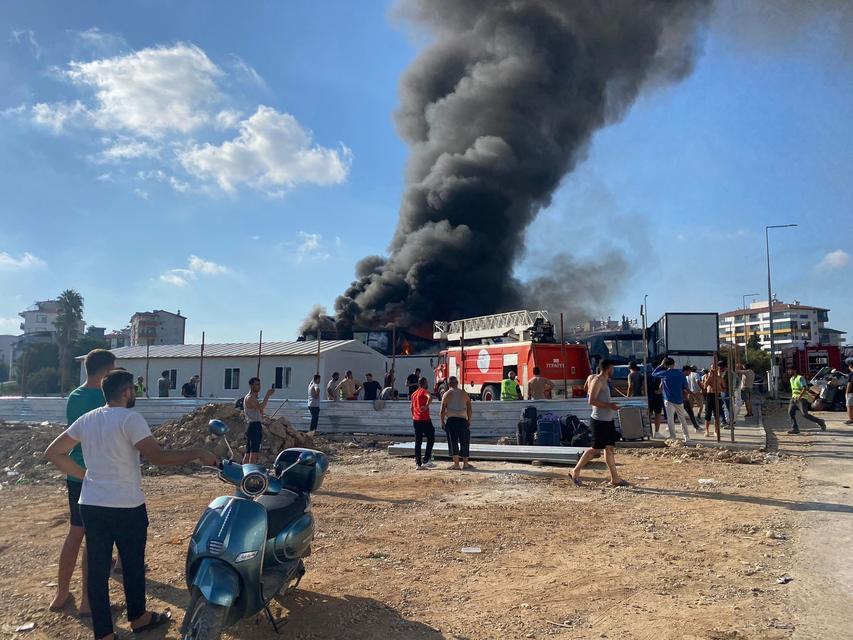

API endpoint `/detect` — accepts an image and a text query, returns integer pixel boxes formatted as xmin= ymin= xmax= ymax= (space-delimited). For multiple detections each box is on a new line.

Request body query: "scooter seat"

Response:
xmin=257 ymin=491 xmax=308 ymax=538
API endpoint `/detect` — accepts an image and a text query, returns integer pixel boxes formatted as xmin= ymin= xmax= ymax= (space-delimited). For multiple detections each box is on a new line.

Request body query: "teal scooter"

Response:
xmin=181 ymin=419 xmax=328 ymax=640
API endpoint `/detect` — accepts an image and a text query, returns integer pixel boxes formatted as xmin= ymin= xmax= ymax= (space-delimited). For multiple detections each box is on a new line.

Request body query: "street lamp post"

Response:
xmin=765 ymin=224 xmax=797 ymax=398
xmin=741 ymin=293 xmax=760 ymax=364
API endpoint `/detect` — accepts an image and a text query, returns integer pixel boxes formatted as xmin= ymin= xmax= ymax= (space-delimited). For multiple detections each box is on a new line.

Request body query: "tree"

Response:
xmin=15 ymin=342 xmax=60 ymax=396
xmin=747 ymin=332 xmax=761 ymax=351
xmin=55 ymin=289 xmax=84 ymax=393
xmin=65 ymin=334 xmax=109 ymax=386
xmin=28 ymin=367 xmax=60 ymax=394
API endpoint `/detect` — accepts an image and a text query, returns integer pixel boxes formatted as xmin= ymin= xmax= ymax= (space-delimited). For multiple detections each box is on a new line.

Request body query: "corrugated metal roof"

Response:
xmin=104 ymin=340 xmax=364 ymax=360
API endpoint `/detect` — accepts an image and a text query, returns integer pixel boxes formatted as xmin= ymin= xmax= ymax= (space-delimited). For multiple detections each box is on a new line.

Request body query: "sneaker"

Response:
xmin=845 ymin=420 xmax=853 ymax=425
xmin=820 ymin=422 xmax=827 ymax=431
xmin=415 ymin=464 xmax=426 ymax=471
xmin=787 ymin=429 xmax=800 ymax=435
xmin=422 ymin=461 xmax=437 ymax=469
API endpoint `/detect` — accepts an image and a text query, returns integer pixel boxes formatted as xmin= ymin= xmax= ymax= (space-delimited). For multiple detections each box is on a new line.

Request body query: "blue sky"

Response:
xmin=1 ymin=1 xmax=851 ymax=343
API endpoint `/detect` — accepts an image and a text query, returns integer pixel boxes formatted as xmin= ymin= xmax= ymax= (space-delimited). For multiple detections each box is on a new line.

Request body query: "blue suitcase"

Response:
xmin=536 ymin=414 xmax=561 ymax=446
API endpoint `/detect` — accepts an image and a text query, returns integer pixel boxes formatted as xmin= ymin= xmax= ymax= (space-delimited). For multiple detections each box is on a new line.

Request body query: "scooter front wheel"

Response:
xmin=181 ymin=588 xmax=228 ymax=640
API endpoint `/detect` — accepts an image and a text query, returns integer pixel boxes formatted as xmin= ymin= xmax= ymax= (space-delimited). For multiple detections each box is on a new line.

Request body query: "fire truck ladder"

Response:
xmin=433 ymin=310 xmax=551 ymax=342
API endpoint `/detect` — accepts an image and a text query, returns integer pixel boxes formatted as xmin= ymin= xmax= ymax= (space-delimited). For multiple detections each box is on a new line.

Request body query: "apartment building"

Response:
xmin=129 ymin=310 xmax=186 ymax=346
xmin=719 ymin=299 xmax=846 ymax=354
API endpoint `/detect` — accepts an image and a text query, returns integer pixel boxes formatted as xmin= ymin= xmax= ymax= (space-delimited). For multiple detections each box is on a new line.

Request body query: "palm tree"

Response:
xmin=55 ymin=289 xmax=84 ymax=392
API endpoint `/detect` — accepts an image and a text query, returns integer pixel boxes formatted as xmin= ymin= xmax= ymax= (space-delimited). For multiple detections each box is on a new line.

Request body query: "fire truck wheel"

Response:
xmin=481 ymin=385 xmax=499 ymax=402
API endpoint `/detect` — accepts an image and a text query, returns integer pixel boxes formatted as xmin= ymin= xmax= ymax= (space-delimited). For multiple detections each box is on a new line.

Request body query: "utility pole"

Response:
xmin=765 ymin=224 xmax=797 ymax=398
xmin=641 ymin=295 xmax=649 ymax=396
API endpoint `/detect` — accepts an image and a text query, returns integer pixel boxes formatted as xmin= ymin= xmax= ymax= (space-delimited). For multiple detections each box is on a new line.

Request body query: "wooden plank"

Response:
xmin=388 ymin=442 xmax=583 ymax=464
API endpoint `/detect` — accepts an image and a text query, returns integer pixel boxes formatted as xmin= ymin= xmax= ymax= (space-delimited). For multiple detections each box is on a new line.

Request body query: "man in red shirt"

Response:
xmin=410 ymin=377 xmax=435 ymax=470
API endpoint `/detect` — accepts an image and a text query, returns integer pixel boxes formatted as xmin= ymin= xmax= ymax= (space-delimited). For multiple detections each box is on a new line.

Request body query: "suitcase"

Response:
xmin=618 ymin=407 xmax=646 ymax=441
xmin=521 ymin=406 xmax=538 ymax=421
xmin=536 ymin=414 xmax=561 ymax=446
xmin=516 ymin=418 xmax=537 ymax=445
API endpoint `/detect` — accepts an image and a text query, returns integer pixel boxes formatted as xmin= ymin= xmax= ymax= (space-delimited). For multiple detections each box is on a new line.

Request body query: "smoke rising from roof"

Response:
xmin=307 ymin=0 xmax=712 ymax=335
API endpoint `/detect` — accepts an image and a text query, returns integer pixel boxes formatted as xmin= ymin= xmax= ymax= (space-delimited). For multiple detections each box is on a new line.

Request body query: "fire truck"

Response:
xmin=432 ymin=310 xmax=592 ymax=400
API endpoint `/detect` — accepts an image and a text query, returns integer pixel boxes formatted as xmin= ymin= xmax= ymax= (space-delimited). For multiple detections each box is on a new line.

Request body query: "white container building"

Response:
xmin=78 ymin=340 xmax=389 ymax=400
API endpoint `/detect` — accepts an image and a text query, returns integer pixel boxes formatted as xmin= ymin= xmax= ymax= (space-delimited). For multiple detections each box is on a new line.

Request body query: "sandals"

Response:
xmin=132 ymin=610 xmax=172 ymax=634
xmin=610 ymin=479 xmax=630 ymax=488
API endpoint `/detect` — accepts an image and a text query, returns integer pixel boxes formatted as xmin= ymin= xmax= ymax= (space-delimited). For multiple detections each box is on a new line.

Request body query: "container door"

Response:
xmin=449 ymin=356 xmax=458 ymax=378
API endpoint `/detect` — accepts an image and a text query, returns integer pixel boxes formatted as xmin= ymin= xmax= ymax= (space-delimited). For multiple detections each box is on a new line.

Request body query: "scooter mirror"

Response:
xmin=298 ymin=451 xmax=316 ymax=465
xmin=208 ymin=419 xmax=228 ymax=437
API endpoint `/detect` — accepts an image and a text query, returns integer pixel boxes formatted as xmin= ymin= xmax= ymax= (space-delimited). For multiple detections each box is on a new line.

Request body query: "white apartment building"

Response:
xmin=18 ymin=300 xmax=85 ymax=337
xmin=130 ymin=310 xmax=186 ymax=346
xmin=719 ymin=299 xmax=846 ymax=354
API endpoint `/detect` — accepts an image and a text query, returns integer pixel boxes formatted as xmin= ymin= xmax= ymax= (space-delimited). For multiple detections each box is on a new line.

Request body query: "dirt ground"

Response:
xmin=0 ymin=407 xmax=847 ymax=640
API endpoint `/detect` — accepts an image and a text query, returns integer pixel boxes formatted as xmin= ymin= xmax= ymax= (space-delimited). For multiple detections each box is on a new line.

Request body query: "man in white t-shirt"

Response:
xmin=307 ymin=374 xmax=321 ymax=432
xmin=45 ymin=369 xmax=217 ymax=640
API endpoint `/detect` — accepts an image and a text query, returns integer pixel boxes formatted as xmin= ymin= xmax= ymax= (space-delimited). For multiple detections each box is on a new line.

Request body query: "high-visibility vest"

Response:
xmin=790 ymin=374 xmax=806 ymax=395
xmin=501 ymin=378 xmax=518 ymax=401
xmin=134 ymin=383 xmax=145 ymax=395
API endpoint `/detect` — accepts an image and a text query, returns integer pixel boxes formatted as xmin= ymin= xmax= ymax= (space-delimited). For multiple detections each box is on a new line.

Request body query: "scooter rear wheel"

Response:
xmin=181 ymin=589 xmax=228 ymax=640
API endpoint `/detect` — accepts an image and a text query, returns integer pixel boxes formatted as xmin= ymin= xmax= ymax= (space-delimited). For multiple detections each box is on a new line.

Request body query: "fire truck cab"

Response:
xmin=432 ymin=310 xmax=592 ymax=400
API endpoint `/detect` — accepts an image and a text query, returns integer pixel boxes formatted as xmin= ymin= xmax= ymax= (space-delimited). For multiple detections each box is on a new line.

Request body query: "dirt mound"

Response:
xmin=623 ymin=443 xmax=777 ymax=465
xmin=0 ymin=419 xmax=65 ymax=485
xmin=150 ymin=403 xmax=319 ymax=474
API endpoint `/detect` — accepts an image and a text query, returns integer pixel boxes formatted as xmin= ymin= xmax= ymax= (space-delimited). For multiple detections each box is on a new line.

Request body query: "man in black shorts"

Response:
xmin=242 ymin=377 xmax=274 ymax=463
xmin=569 ymin=359 xmax=627 ymax=487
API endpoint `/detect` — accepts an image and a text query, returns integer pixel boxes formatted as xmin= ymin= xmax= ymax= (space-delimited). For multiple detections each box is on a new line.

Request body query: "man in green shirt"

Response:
xmin=50 ymin=349 xmax=115 ymax=615
xmin=787 ymin=365 xmax=827 ymax=434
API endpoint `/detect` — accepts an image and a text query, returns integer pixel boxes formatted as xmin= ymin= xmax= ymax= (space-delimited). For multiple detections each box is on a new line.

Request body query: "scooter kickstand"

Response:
xmin=264 ymin=605 xmax=282 ymax=634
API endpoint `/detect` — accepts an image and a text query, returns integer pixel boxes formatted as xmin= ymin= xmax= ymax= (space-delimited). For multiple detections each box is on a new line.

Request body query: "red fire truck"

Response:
xmin=432 ymin=310 xmax=592 ymax=400
xmin=781 ymin=344 xmax=842 ymax=378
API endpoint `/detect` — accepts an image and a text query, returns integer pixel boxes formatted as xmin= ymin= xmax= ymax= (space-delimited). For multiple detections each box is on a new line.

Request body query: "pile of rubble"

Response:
xmin=624 ymin=442 xmax=778 ymax=465
xmin=150 ymin=403 xmax=319 ymax=474
xmin=0 ymin=419 xmax=65 ymax=484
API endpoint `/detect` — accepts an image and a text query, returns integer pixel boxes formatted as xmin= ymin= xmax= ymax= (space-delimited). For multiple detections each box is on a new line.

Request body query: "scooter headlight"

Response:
xmin=240 ymin=471 xmax=269 ymax=497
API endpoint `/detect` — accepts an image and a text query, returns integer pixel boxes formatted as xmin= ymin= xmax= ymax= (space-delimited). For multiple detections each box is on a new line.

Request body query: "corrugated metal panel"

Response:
xmin=107 ymin=340 xmax=358 ymax=360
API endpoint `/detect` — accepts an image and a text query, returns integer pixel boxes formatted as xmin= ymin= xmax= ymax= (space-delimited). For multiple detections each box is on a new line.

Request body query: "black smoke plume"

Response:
xmin=309 ymin=0 xmax=711 ymax=335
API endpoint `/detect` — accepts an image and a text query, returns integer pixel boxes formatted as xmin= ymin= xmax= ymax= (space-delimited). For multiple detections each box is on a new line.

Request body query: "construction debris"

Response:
xmin=151 ymin=403 xmax=318 ymax=473
xmin=0 ymin=420 xmax=64 ymax=484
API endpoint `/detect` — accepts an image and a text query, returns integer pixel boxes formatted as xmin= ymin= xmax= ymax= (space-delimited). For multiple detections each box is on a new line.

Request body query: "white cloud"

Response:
xmin=10 ymin=29 xmax=41 ymax=59
xmin=133 ymin=188 xmax=149 ymax=200
xmin=96 ymin=172 xmax=112 ymax=182
xmin=179 ymin=105 xmax=352 ymax=194
xmin=74 ymin=27 xmax=127 ymax=54
xmin=159 ymin=255 xmax=230 ymax=286
xmin=62 ymin=43 xmax=223 ymax=138
xmin=159 ymin=269 xmax=193 ymax=287
xmin=0 ymin=317 xmax=20 ymax=333
xmin=138 ymin=169 xmax=190 ymax=193
xmin=228 ymin=54 xmax=267 ymax=89
xmin=294 ymin=231 xmax=331 ymax=263
xmin=816 ymin=249 xmax=850 ymax=271
xmin=97 ymin=138 xmax=160 ymax=162
xmin=1 ymin=104 xmax=26 ymax=118
xmin=188 ymin=254 xmax=229 ymax=275
xmin=31 ymin=101 xmax=89 ymax=133
xmin=0 ymin=251 xmax=46 ymax=270
xmin=215 ymin=108 xmax=243 ymax=129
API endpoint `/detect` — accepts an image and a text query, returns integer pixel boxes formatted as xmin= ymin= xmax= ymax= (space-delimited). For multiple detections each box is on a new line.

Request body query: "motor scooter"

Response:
xmin=180 ymin=419 xmax=328 ymax=640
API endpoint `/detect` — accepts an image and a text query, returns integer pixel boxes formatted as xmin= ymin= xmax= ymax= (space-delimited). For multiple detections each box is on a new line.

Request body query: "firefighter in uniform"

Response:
xmin=501 ymin=371 xmax=522 ymax=401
